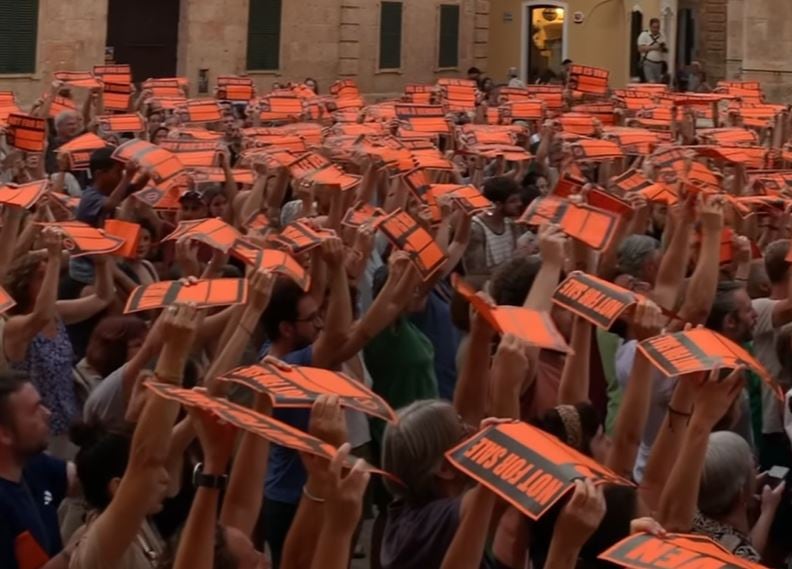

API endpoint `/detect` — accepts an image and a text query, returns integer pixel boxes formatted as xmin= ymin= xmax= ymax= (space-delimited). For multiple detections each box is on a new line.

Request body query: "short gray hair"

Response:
xmin=617 ymin=235 xmax=660 ymax=278
xmin=698 ymin=431 xmax=754 ymax=517
xmin=54 ymin=110 xmax=80 ymax=132
xmin=382 ymin=400 xmax=464 ymax=504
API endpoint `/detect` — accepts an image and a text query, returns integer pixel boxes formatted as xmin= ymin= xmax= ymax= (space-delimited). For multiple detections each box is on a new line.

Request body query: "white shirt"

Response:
xmin=637 ymin=30 xmax=667 ymax=63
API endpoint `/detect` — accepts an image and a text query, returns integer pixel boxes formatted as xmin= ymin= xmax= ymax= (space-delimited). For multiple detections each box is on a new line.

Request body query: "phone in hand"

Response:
xmin=767 ymin=465 xmax=789 ymax=489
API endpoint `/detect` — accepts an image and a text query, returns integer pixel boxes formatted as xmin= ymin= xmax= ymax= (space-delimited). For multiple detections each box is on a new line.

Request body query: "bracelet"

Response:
xmin=302 ymin=486 xmax=326 ymax=504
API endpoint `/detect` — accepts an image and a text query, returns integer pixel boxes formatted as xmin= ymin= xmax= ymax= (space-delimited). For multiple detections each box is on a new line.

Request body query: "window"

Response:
xmin=438 ymin=4 xmax=460 ymax=68
xmin=0 ymin=0 xmax=38 ymax=74
xmin=379 ymin=2 xmax=402 ymax=70
xmin=247 ymin=0 xmax=282 ymax=71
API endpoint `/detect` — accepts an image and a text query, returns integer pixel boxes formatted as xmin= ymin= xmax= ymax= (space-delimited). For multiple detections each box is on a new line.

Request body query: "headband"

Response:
xmin=556 ymin=405 xmax=583 ymax=450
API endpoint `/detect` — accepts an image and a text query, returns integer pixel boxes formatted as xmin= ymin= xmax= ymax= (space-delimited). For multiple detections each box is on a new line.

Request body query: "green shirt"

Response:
xmin=597 ymin=329 xmax=623 ymax=435
xmin=364 ymin=317 xmax=438 ymax=446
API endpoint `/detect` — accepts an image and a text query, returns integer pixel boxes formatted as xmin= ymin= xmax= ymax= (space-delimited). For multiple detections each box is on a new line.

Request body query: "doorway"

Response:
xmin=629 ymin=11 xmax=643 ymax=81
xmin=106 ymin=0 xmax=180 ymax=84
xmin=524 ymin=3 xmax=566 ymax=84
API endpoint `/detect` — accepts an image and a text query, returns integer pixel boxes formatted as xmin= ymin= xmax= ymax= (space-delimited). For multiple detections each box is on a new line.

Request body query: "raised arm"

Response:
xmin=219 ymin=152 xmax=239 ymax=225
xmin=524 ymin=224 xmax=567 ymax=311
xmin=658 ymin=367 xmax=744 ymax=531
xmin=651 ymin=197 xmax=694 ymax=312
xmin=309 ymin=444 xmax=370 ymax=569
xmin=0 ymin=206 xmax=24 ymax=282
xmin=606 ymin=301 xmax=664 ymax=478
xmin=76 ymin=304 xmax=198 ymax=567
xmin=55 ymin=253 xmax=114 ymax=325
xmin=544 ymin=480 xmax=606 ymax=569
xmin=557 ymin=316 xmax=592 ymax=405
xmin=454 ymin=304 xmax=496 ymax=426
xmin=173 ymin=405 xmax=238 ymax=569
xmin=4 ymin=228 xmax=62 ymax=363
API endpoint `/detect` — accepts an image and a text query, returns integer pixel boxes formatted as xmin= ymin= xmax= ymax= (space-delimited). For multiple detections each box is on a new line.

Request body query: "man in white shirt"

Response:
xmin=637 ymin=18 xmax=668 ymax=84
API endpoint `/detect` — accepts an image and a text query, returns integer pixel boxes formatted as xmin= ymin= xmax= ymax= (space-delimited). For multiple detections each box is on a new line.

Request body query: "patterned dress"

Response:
xmin=12 ymin=319 xmax=78 ymax=436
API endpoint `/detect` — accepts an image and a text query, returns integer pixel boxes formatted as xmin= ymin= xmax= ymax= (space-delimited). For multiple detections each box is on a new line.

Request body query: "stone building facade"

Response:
xmin=0 ymin=0 xmax=489 ymax=105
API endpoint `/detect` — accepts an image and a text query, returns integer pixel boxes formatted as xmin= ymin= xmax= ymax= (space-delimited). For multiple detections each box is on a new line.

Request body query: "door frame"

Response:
xmin=520 ymin=0 xmax=569 ymax=84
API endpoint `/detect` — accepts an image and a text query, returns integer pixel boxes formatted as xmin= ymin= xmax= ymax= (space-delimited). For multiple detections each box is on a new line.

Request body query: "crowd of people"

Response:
xmin=0 ymin=47 xmax=791 ymax=569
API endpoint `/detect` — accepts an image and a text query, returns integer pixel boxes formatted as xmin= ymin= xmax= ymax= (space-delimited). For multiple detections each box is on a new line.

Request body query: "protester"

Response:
xmin=1 ymin=57 xmax=791 ymax=569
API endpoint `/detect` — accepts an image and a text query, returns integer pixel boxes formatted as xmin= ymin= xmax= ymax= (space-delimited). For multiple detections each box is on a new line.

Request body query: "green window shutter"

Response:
xmin=438 ymin=4 xmax=460 ymax=68
xmin=0 ymin=0 xmax=38 ymax=74
xmin=247 ymin=0 xmax=282 ymax=71
xmin=379 ymin=2 xmax=402 ymax=70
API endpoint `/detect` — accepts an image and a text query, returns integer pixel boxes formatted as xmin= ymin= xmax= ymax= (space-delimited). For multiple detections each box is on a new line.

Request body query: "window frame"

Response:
xmin=246 ymin=0 xmax=283 ymax=73
xmin=437 ymin=3 xmax=461 ymax=71
xmin=377 ymin=1 xmax=404 ymax=73
xmin=0 ymin=0 xmax=39 ymax=76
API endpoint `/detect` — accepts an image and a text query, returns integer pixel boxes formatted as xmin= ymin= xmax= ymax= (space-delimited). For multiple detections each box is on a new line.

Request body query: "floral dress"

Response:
xmin=12 ymin=319 xmax=78 ymax=436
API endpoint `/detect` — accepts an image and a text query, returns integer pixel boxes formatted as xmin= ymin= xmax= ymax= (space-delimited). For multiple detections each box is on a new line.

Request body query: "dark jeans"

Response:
xmin=260 ymin=499 xmax=298 ymax=569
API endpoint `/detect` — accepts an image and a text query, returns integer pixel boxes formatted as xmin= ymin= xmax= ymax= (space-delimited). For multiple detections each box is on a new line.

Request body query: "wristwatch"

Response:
xmin=192 ymin=463 xmax=228 ymax=490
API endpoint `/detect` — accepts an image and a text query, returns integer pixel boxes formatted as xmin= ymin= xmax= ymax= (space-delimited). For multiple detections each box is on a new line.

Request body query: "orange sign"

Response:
xmin=430 ymin=184 xmax=494 ymax=216
xmin=230 ymin=244 xmax=311 ymax=292
xmin=58 ymin=133 xmax=108 ymax=171
xmin=179 ymin=99 xmax=223 ymax=123
xmin=638 ymin=328 xmax=782 ymax=399
xmin=275 ymin=221 xmax=337 ymax=255
xmin=125 ymin=278 xmax=248 ymax=313
xmin=287 ymin=152 xmax=361 ymax=192
xmin=0 ymin=179 xmax=48 ymax=209
xmin=568 ymin=64 xmax=610 ymax=96
xmin=553 ymin=271 xmax=648 ymax=329
xmin=163 ymin=218 xmax=245 ymax=254
xmin=41 ymin=221 xmax=124 ymax=257
xmin=446 ymin=421 xmax=630 ymax=520
xmin=145 ymin=381 xmax=390 ymax=477
xmin=93 ymin=64 xmax=132 ymax=85
xmin=342 ymin=202 xmax=387 ymax=229
xmin=103 ymin=219 xmax=141 ymax=259
xmin=569 ymin=139 xmax=624 ymax=161
xmin=378 ymin=209 xmax=448 ymax=281
xmin=48 ymin=95 xmax=77 ymax=119
xmin=519 ymin=196 xmax=620 ymax=251
xmin=98 ymin=113 xmax=145 ymax=133
xmin=218 ymin=358 xmax=397 ymax=422
xmin=453 ymin=275 xmax=571 ymax=353
xmin=102 ymin=82 xmax=133 ymax=112
xmin=587 ymin=188 xmax=634 ymax=217
xmin=6 ymin=114 xmax=46 ymax=152
xmin=112 ymin=139 xmax=185 ymax=183
xmin=600 ymin=532 xmax=766 ymax=569
xmin=53 ymin=71 xmax=102 ymax=90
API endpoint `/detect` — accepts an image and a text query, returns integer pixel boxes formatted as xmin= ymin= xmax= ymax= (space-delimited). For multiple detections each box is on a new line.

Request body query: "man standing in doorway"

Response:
xmin=638 ymin=18 xmax=668 ymax=84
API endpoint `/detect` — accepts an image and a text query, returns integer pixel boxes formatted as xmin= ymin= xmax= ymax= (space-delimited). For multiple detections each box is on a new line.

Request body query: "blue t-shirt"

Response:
xmin=0 ymin=454 xmax=68 ymax=569
xmin=260 ymin=344 xmax=313 ymax=505
xmin=75 ymin=186 xmax=108 ymax=228
xmin=409 ymin=288 xmax=460 ymax=401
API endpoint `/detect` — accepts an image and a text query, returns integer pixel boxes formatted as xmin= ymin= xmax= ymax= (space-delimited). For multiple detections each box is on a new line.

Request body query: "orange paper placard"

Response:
xmin=453 ymin=275 xmax=571 ymax=352
xmin=125 ymin=279 xmax=248 ymax=313
xmin=0 ymin=286 xmax=17 ymax=315
xmin=553 ymin=271 xmax=645 ymax=329
xmin=230 ymin=244 xmax=311 ymax=292
xmin=587 ymin=188 xmax=634 ymax=217
xmin=102 ymin=82 xmax=132 ymax=112
xmin=217 ymin=84 xmax=256 ymax=102
xmin=342 ymin=201 xmax=387 ymax=229
xmin=218 ymin=358 xmax=397 ymax=422
xmin=567 ymin=64 xmax=610 ymax=95
xmin=42 ymin=221 xmax=124 ymax=257
xmin=112 ymin=139 xmax=185 ymax=183
xmin=0 ymin=179 xmax=48 ymax=209
xmin=58 ymin=133 xmax=108 ymax=171
xmin=163 ymin=218 xmax=245 ymax=253
xmin=93 ymin=64 xmax=132 ymax=84
xmin=599 ymin=532 xmax=766 ymax=569
xmin=569 ymin=139 xmax=624 ymax=161
xmin=258 ymin=96 xmax=303 ymax=122
xmin=180 ymin=99 xmax=223 ymax=123
xmin=275 ymin=221 xmax=337 ymax=255
xmin=287 ymin=153 xmax=361 ymax=192
xmin=602 ymin=127 xmax=660 ymax=155
xmin=53 ymin=71 xmax=102 ymax=89
xmin=446 ymin=422 xmax=630 ymax=520
xmin=103 ymin=219 xmax=141 ymax=259
xmin=98 ymin=113 xmax=145 ymax=133
xmin=378 ymin=209 xmax=448 ymax=281
xmin=6 ymin=114 xmax=46 ymax=152
xmin=519 ymin=196 xmax=620 ymax=251
xmin=145 ymin=381 xmax=390 ymax=477
xmin=430 ymin=184 xmax=494 ymax=216
xmin=638 ymin=328 xmax=781 ymax=399
xmin=48 ymin=95 xmax=77 ymax=119
xmin=500 ymin=100 xmax=545 ymax=123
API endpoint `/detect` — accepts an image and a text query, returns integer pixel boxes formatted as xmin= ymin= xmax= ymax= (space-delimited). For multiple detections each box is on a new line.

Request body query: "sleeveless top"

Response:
xmin=12 ymin=319 xmax=78 ymax=436
xmin=472 ymin=216 xmax=518 ymax=270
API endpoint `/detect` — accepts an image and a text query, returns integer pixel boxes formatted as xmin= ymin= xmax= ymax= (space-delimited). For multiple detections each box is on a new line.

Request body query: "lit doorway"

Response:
xmin=524 ymin=3 xmax=566 ymax=84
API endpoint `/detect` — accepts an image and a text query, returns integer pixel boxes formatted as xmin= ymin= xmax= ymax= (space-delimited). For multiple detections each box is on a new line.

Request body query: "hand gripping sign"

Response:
xmin=217 ymin=357 xmax=397 ymax=423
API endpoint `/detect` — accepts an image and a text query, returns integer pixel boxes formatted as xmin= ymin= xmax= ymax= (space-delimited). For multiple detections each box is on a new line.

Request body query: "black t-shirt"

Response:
xmin=0 ymin=454 xmax=68 ymax=569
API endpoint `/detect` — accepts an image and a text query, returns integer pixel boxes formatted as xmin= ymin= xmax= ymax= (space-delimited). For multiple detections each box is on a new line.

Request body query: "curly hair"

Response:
xmin=3 ymin=251 xmax=47 ymax=315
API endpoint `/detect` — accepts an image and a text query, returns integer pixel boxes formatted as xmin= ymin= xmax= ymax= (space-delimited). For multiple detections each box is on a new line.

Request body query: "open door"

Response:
xmin=629 ymin=11 xmax=643 ymax=81
xmin=525 ymin=5 xmax=565 ymax=84
xmin=106 ymin=0 xmax=180 ymax=84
